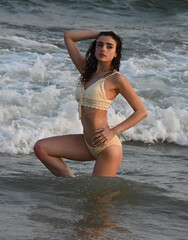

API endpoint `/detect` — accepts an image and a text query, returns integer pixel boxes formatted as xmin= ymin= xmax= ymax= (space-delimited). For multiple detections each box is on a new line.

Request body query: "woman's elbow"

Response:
xmin=142 ymin=108 xmax=147 ymax=119
xmin=64 ymin=30 xmax=69 ymax=40
xmin=137 ymin=107 xmax=147 ymax=121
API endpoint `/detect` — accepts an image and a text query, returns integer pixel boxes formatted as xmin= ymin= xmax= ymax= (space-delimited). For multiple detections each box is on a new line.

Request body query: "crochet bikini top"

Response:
xmin=75 ymin=72 xmax=120 ymax=119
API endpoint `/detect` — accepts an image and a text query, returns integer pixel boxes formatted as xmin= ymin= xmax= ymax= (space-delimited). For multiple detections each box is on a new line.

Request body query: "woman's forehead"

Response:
xmin=96 ymin=35 xmax=117 ymax=45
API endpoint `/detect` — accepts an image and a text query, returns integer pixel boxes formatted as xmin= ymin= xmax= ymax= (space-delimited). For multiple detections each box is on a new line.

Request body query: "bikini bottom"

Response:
xmin=84 ymin=135 xmax=122 ymax=159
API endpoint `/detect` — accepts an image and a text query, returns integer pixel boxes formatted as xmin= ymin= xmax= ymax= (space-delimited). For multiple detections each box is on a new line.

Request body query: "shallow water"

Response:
xmin=1 ymin=143 xmax=188 ymax=240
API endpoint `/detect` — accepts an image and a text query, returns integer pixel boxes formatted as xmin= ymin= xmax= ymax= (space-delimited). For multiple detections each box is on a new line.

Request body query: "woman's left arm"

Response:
xmin=112 ymin=74 xmax=147 ymax=135
xmin=92 ymin=74 xmax=147 ymax=146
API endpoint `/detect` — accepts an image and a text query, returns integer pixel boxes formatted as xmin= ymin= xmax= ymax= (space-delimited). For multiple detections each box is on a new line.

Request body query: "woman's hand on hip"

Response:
xmin=92 ymin=128 xmax=116 ymax=147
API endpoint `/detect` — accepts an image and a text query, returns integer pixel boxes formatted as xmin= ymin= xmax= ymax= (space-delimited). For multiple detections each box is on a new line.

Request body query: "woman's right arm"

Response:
xmin=64 ymin=30 xmax=100 ymax=74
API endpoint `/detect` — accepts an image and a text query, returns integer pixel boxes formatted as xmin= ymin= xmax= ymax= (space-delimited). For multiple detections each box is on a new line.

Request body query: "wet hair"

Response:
xmin=80 ymin=31 xmax=122 ymax=84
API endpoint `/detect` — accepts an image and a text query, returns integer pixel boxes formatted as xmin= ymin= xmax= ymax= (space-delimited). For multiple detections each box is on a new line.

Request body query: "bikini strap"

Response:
xmin=104 ymin=71 xmax=120 ymax=79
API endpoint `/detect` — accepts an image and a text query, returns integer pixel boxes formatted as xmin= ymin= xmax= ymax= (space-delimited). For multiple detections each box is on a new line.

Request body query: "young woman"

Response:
xmin=34 ymin=30 xmax=147 ymax=177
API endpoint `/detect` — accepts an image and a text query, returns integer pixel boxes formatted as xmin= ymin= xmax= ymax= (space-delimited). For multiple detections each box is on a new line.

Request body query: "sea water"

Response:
xmin=0 ymin=1 xmax=188 ymax=240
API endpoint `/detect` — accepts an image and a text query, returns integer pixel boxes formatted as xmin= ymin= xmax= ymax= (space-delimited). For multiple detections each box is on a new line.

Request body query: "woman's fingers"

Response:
xmin=94 ymin=128 xmax=104 ymax=133
xmin=92 ymin=129 xmax=104 ymax=140
xmin=92 ymin=128 xmax=108 ymax=146
xmin=92 ymin=137 xmax=106 ymax=146
xmin=92 ymin=127 xmax=115 ymax=146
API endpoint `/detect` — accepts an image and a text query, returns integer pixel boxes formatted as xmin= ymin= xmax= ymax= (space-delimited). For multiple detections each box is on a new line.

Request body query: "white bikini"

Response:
xmin=75 ymin=72 xmax=122 ymax=158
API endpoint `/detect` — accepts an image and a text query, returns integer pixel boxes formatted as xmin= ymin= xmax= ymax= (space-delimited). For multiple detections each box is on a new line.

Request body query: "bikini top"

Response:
xmin=75 ymin=72 xmax=120 ymax=119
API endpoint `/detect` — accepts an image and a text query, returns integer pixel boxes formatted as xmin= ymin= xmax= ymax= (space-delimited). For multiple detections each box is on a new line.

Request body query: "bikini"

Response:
xmin=75 ymin=72 xmax=122 ymax=158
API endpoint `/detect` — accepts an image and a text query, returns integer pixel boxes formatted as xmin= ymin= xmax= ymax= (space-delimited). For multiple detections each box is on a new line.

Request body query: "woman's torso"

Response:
xmin=75 ymin=72 xmax=120 ymax=145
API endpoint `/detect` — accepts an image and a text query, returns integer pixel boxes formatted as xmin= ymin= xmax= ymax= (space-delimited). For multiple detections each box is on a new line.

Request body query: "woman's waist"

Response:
xmin=81 ymin=108 xmax=108 ymax=143
xmin=82 ymin=123 xmax=108 ymax=135
xmin=81 ymin=112 xmax=108 ymax=131
xmin=82 ymin=123 xmax=109 ymax=146
xmin=81 ymin=106 xmax=108 ymax=120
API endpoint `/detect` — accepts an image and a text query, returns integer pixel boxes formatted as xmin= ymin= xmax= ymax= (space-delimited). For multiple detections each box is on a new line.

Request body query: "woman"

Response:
xmin=34 ymin=30 xmax=147 ymax=177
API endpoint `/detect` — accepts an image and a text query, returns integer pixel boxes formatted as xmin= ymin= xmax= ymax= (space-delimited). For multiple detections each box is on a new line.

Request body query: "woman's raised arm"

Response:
xmin=64 ymin=30 xmax=100 ymax=74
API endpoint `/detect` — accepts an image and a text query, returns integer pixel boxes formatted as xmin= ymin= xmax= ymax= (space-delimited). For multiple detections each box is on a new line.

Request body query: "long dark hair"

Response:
xmin=80 ymin=31 xmax=122 ymax=84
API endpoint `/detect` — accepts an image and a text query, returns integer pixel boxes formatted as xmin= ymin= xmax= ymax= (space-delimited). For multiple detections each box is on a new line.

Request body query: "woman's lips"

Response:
xmin=99 ymin=53 xmax=106 ymax=57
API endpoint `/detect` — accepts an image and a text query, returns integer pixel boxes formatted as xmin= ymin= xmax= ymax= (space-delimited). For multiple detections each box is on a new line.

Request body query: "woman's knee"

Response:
xmin=33 ymin=139 xmax=46 ymax=158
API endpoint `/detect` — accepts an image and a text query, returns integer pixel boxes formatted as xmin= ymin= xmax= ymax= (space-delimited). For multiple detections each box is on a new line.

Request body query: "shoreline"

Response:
xmin=0 ymin=141 xmax=188 ymax=161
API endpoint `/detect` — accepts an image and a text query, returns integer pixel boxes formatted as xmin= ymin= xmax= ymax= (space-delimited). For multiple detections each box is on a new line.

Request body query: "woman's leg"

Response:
xmin=34 ymin=134 xmax=95 ymax=177
xmin=92 ymin=146 xmax=123 ymax=177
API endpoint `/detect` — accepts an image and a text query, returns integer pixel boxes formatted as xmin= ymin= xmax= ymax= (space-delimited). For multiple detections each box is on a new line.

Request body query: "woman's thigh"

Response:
xmin=92 ymin=145 xmax=123 ymax=177
xmin=36 ymin=134 xmax=95 ymax=161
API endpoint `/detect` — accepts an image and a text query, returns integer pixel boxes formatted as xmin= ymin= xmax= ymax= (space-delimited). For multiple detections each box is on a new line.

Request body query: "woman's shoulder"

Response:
xmin=110 ymin=71 xmax=127 ymax=83
xmin=109 ymin=71 xmax=131 ymax=90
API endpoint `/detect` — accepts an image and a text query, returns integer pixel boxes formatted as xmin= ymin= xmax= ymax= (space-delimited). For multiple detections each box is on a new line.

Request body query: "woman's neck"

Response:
xmin=96 ymin=62 xmax=112 ymax=74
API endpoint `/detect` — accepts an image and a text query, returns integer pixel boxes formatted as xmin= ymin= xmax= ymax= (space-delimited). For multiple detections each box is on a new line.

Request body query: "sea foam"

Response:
xmin=0 ymin=35 xmax=187 ymax=154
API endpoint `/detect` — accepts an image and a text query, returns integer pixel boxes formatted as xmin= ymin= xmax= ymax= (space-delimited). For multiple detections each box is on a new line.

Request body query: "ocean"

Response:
xmin=0 ymin=0 xmax=188 ymax=239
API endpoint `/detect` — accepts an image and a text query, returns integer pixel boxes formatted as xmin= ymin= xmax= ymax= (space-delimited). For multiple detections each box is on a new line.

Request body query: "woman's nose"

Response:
xmin=101 ymin=45 xmax=106 ymax=51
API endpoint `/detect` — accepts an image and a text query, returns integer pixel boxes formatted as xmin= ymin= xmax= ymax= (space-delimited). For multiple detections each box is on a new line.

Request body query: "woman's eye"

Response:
xmin=96 ymin=43 xmax=113 ymax=49
xmin=97 ymin=43 xmax=103 ymax=47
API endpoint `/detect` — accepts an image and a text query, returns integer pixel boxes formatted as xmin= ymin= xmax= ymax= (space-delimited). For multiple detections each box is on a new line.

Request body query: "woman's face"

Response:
xmin=95 ymin=35 xmax=117 ymax=64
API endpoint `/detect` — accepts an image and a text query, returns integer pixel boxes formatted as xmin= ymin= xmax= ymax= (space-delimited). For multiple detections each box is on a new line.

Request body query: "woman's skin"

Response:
xmin=34 ymin=30 xmax=147 ymax=177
